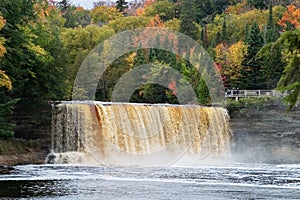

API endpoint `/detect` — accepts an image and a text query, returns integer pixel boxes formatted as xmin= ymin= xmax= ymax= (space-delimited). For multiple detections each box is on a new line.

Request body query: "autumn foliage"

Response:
xmin=215 ymin=41 xmax=248 ymax=86
xmin=278 ymin=5 xmax=300 ymax=30
xmin=0 ymin=15 xmax=11 ymax=90
xmin=90 ymin=6 xmax=123 ymax=24
xmin=0 ymin=16 xmax=6 ymax=58
xmin=136 ymin=0 xmax=156 ymax=16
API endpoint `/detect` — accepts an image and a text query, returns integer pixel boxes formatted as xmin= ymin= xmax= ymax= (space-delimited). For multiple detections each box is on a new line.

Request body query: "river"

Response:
xmin=0 ymin=163 xmax=299 ymax=199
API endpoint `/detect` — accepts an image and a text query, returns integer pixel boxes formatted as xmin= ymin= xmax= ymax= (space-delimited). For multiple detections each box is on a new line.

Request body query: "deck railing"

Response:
xmin=225 ymin=90 xmax=286 ymax=99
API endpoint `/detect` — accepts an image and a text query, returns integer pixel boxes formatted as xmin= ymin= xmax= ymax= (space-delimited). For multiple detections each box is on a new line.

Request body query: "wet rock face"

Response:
xmin=0 ymin=165 xmax=14 ymax=174
xmin=230 ymin=104 xmax=300 ymax=164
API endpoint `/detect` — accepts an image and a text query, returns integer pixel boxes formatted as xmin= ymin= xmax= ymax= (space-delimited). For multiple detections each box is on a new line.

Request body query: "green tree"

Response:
xmin=90 ymin=6 xmax=123 ymax=25
xmin=0 ymin=14 xmax=16 ymax=139
xmin=116 ymin=0 xmax=128 ymax=14
xmin=0 ymin=0 xmax=37 ymax=100
xmin=108 ymin=16 xmax=151 ymax=32
xmin=241 ymin=21 xmax=264 ymax=89
xmin=265 ymin=5 xmax=278 ymax=43
xmin=194 ymin=0 xmax=229 ymax=25
xmin=221 ymin=18 xmax=227 ymax=43
xmin=257 ymin=5 xmax=284 ymax=89
xmin=62 ymin=25 xmax=115 ymax=98
xmin=0 ymin=0 xmax=70 ymax=135
xmin=244 ymin=23 xmax=250 ymax=42
xmin=0 ymin=0 xmax=36 ymax=137
xmin=260 ymin=29 xmax=300 ymax=110
xmin=179 ymin=0 xmax=198 ymax=40
xmin=143 ymin=0 xmax=175 ymax=22
xmin=278 ymin=30 xmax=300 ymax=110
xmin=197 ymin=76 xmax=211 ymax=105
xmin=73 ymin=7 xmax=91 ymax=27
xmin=247 ymin=0 xmax=267 ymax=10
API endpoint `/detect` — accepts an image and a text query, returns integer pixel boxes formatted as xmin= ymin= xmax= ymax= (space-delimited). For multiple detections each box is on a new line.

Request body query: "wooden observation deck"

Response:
xmin=225 ymin=90 xmax=285 ymax=100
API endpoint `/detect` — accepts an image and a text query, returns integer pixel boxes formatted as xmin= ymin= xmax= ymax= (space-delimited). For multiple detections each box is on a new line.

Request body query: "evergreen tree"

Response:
xmin=259 ymin=5 xmax=284 ymax=89
xmin=215 ymin=32 xmax=222 ymax=45
xmin=265 ymin=5 xmax=278 ymax=43
xmin=0 ymin=1 xmax=69 ymax=135
xmin=244 ymin=23 xmax=250 ymax=42
xmin=247 ymin=0 xmax=267 ymax=10
xmin=194 ymin=0 xmax=229 ymax=25
xmin=241 ymin=21 xmax=264 ymax=89
xmin=221 ymin=18 xmax=227 ymax=43
xmin=197 ymin=78 xmax=211 ymax=105
xmin=116 ymin=0 xmax=128 ymax=14
xmin=57 ymin=0 xmax=77 ymax=28
xmin=179 ymin=0 xmax=198 ymax=41
xmin=277 ymin=29 xmax=300 ymax=110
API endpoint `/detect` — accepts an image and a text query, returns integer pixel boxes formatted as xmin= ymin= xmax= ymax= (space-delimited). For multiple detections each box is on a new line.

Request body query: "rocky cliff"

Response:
xmin=230 ymin=99 xmax=300 ymax=164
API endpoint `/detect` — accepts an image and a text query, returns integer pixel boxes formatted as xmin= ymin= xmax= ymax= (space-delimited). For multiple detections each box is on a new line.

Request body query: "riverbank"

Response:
xmin=0 ymin=139 xmax=49 ymax=166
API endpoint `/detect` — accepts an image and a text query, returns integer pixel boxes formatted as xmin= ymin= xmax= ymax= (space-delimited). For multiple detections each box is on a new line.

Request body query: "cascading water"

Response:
xmin=47 ymin=102 xmax=231 ymax=166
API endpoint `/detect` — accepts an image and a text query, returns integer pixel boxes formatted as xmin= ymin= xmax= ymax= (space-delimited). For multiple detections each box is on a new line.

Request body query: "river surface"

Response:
xmin=0 ymin=163 xmax=299 ymax=199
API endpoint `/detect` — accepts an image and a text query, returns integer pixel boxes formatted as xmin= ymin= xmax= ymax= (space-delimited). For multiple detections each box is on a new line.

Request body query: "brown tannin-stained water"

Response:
xmin=1 ymin=102 xmax=298 ymax=199
xmin=49 ymin=101 xmax=231 ymax=166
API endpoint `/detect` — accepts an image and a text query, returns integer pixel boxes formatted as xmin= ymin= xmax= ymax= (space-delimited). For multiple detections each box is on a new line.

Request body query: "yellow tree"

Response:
xmin=90 ymin=6 xmax=123 ymax=24
xmin=225 ymin=41 xmax=248 ymax=83
xmin=215 ymin=41 xmax=248 ymax=88
xmin=0 ymin=15 xmax=11 ymax=90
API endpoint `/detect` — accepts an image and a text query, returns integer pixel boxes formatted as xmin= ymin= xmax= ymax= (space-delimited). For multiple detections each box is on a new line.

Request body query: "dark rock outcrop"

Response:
xmin=230 ymin=101 xmax=300 ymax=164
xmin=0 ymin=165 xmax=14 ymax=174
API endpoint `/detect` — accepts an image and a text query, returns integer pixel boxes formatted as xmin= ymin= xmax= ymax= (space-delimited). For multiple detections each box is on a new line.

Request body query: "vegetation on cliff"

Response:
xmin=0 ymin=0 xmax=299 ymax=139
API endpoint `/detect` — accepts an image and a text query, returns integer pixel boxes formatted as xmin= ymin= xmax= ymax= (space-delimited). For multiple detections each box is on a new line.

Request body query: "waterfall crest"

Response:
xmin=48 ymin=102 xmax=231 ymax=166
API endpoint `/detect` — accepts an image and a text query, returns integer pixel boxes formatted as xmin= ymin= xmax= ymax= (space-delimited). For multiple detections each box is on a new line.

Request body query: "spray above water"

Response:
xmin=48 ymin=102 xmax=231 ymax=166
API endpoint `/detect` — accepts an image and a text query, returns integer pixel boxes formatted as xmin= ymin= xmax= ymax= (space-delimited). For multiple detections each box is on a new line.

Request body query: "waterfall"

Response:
xmin=47 ymin=102 xmax=231 ymax=166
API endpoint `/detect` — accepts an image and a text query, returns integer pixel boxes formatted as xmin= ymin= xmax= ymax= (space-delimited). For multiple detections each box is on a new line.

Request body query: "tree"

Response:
xmin=265 ymin=5 xmax=278 ymax=43
xmin=244 ymin=22 xmax=250 ymax=42
xmin=0 ymin=70 xmax=11 ymax=90
xmin=164 ymin=18 xmax=181 ymax=31
xmin=221 ymin=6 xmax=286 ymax=44
xmin=56 ymin=0 xmax=78 ymax=28
xmin=61 ymin=25 xmax=115 ymax=98
xmin=221 ymin=18 xmax=227 ymax=43
xmin=197 ymin=77 xmax=211 ymax=105
xmin=215 ymin=41 xmax=248 ymax=88
xmin=0 ymin=0 xmax=71 ymax=135
xmin=247 ymin=0 xmax=267 ymax=10
xmin=0 ymin=15 xmax=10 ymax=89
xmin=194 ymin=0 xmax=229 ymax=25
xmin=72 ymin=7 xmax=91 ymax=27
xmin=241 ymin=21 xmax=264 ymax=89
xmin=116 ymin=0 xmax=128 ymax=14
xmin=257 ymin=5 xmax=284 ymax=89
xmin=179 ymin=0 xmax=198 ymax=40
xmin=278 ymin=5 xmax=300 ymax=31
xmin=143 ymin=0 xmax=175 ymax=22
xmin=90 ymin=6 xmax=123 ymax=25
xmin=0 ymin=13 xmax=14 ymax=138
xmin=0 ymin=0 xmax=36 ymax=99
xmin=108 ymin=16 xmax=151 ymax=32
xmin=277 ymin=29 xmax=300 ymax=110
xmin=260 ymin=29 xmax=300 ymax=110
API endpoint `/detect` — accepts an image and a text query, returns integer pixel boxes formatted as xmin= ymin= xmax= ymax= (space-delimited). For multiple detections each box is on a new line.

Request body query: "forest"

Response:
xmin=0 ymin=0 xmax=299 ymax=138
